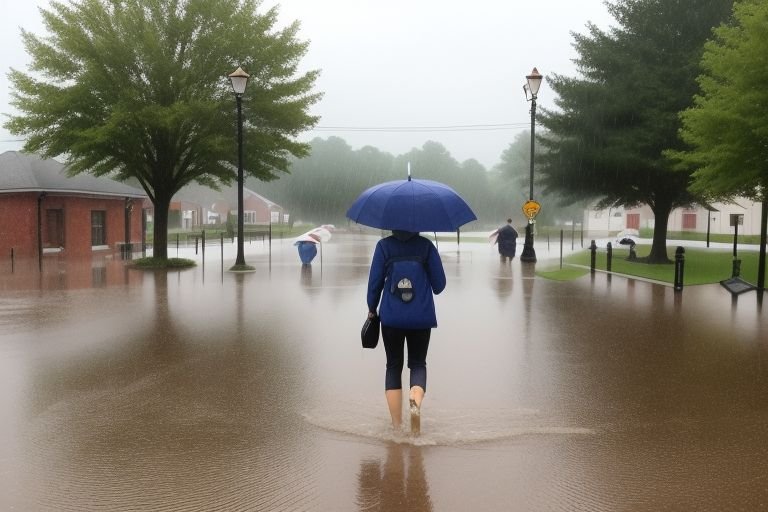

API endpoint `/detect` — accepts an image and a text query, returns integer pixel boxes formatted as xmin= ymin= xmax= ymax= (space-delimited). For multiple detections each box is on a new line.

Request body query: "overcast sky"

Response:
xmin=0 ymin=0 xmax=614 ymax=169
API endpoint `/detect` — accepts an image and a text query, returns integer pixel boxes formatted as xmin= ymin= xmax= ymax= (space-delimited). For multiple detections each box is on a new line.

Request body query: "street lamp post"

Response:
xmin=228 ymin=66 xmax=251 ymax=270
xmin=520 ymin=67 xmax=543 ymax=263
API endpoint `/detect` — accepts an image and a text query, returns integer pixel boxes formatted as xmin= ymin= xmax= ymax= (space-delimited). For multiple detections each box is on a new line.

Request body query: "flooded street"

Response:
xmin=1 ymin=232 xmax=766 ymax=511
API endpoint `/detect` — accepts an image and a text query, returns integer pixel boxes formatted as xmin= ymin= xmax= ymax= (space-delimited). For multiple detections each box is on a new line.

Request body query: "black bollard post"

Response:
xmin=589 ymin=240 xmax=597 ymax=274
xmin=195 ymin=236 xmax=198 ymax=255
xmin=202 ymin=230 xmax=206 ymax=265
xmin=606 ymin=242 xmax=612 ymax=273
xmin=674 ymin=246 xmax=685 ymax=292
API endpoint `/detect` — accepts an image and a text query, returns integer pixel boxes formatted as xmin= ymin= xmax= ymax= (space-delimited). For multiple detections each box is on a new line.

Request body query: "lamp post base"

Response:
xmin=228 ymin=263 xmax=256 ymax=272
xmin=520 ymin=224 xmax=537 ymax=263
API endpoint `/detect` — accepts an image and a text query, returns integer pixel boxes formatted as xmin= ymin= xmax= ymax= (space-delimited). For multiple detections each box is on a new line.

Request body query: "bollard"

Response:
xmin=606 ymin=242 xmax=613 ymax=273
xmin=674 ymin=246 xmax=685 ymax=292
xmin=195 ymin=236 xmax=199 ymax=255
xmin=202 ymin=230 xmax=206 ymax=264
xmin=589 ymin=240 xmax=597 ymax=274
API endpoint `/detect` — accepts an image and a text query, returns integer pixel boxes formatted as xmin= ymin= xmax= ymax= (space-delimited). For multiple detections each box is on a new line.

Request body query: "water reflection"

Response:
xmin=0 ymin=254 xmax=141 ymax=292
xmin=356 ymin=444 xmax=433 ymax=512
xmin=490 ymin=260 xmax=514 ymax=300
xmin=300 ymin=264 xmax=313 ymax=288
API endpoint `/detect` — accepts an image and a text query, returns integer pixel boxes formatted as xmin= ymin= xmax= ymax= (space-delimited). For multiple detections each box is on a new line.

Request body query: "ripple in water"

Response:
xmin=303 ymin=401 xmax=593 ymax=446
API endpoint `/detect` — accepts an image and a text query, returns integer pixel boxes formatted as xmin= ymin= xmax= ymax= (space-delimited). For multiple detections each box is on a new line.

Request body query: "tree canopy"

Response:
xmin=256 ymin=136 xmax=519 ymax=228
xmin=5 ymin=0 xmax=320 ymax=259
xmin=537 ymin=0 xmax=733 ymax=262
xmin=675 ymin=0 xmax=768 ymax=290
xmin=492 ymin=130 xmax=586 ymax=227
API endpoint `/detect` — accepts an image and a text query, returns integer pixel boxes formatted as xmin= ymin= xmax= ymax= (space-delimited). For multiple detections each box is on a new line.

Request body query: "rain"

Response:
xmin=2 ymin=0 xmax=768 ymax=511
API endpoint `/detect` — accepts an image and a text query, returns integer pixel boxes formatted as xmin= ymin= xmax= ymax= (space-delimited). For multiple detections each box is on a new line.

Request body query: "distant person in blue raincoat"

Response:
xmin=296 ymin=240 xmax=317 ymax=265
xmin=294 ymin=232 xmax=323 ymax=265
xmin=366 ymin=230 xmax=446 ymax=435
xmin=495 ymin=218 xmax=518 ymax=262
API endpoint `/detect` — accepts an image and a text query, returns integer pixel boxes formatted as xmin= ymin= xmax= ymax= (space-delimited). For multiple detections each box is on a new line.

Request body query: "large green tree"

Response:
xmin=5 ymin=0 xmax=320 ymax=259
xmin=537 ymin=0 xmax=733 ymax=263
xmin=675 ymin=0 xmax=768 ymax=291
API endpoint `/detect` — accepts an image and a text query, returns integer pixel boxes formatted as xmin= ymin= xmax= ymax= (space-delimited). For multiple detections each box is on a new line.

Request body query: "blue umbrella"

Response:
xmin=346 ymin=177 xmax=477 ymax=232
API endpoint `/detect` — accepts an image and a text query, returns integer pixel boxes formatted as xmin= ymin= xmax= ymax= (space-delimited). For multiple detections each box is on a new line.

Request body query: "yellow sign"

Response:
xmin=522 ymin=200 xmax=541 ymax=220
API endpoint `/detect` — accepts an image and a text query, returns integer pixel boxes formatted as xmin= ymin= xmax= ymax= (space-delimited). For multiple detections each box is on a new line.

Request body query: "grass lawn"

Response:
xmin=129 ymin=257 xmax=196 ymax=269
xmin=539 ymin=244 xmax=762 ymax=285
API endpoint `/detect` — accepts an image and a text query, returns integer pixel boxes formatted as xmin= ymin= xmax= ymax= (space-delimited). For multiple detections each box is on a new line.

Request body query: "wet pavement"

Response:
xmin=0 ymin=232 xmax=766 ymax=511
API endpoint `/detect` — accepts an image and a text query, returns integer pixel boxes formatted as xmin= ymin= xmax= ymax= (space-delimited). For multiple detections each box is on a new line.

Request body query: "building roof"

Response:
xmin=172 ymin=181 xmax=283 ymax=210
xmin=0 ymin=151 xmax=147 ymax=199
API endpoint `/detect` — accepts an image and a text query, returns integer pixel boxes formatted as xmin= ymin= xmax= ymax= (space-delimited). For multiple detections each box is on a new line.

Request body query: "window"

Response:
xmin=91 ymin=211 xmax=106 ymax=246
xmin=45 ymin=209 xmax=65 ymax=247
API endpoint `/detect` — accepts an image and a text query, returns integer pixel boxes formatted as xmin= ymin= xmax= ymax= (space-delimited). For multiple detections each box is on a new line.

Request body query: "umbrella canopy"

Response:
xmin=346 ymin=178 xmax=477 ymax=232
xmin=293 ymin=226 xmax=333 ymax=246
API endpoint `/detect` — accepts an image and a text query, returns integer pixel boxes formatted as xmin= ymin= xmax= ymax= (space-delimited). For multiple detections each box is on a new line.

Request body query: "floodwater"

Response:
xmin=0 ymin=232 xmax=766 ymax=511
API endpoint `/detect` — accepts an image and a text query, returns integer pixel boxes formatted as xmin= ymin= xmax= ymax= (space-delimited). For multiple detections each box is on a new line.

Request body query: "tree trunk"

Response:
xmin=152 ymin=194 xmax=171 ymax=260
xmin=647 ymin=203 xmax=672 ymax=264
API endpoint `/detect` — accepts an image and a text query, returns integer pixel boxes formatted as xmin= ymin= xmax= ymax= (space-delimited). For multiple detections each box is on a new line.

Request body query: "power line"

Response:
xmin=311 ymin=122 xmax=531 ymax=133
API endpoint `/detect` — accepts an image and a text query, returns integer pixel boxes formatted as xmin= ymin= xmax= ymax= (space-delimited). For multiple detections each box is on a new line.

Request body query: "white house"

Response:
xmin=584 ymin=198 xmax=764 ymax=236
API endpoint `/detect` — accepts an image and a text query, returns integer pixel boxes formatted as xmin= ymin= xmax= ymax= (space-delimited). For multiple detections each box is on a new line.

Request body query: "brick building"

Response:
xmin=168 ymin=182 xmax=286 ymax=229
xmin=0 ymin=151 xmax=147 ymax=262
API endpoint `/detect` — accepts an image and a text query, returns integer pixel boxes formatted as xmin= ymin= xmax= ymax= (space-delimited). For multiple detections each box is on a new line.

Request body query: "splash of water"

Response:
xmin=303 ymin=401 xmax=593 ymax=447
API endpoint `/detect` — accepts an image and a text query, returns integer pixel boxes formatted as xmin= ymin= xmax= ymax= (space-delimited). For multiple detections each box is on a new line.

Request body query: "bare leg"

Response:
xmin=409 ymin=385 xmax=425 ymax=435
xmin=409 ymin=385 xmax=425 ymax=407
xmin=386 ymin=389 xmax=402 ymax=429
